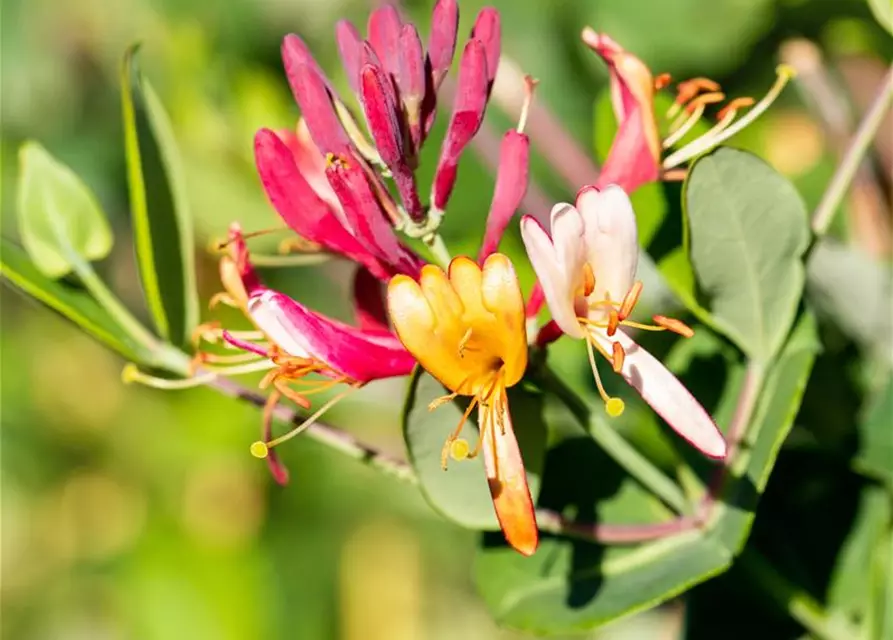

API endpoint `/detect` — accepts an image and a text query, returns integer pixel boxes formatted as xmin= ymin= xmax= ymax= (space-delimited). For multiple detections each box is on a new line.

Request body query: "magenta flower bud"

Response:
xmin=471 ymin=7 xmax=501 ymax=86
xmin=479 ymin=130 xmax=529 ymax=259
xmin=282 ymin=38 xmax=351 ymax=156
xmin=281 ymin=33 xmax=327 ymax=82
xmin=428 ymin=0 xmax=459 ymax=89
xmin=431 ymin=39 xmax=489 ymax=212
xmin=367 ymin=4 xmax=403 ymax=81
xmin=335 ymin=20 xmax=363 ymax=93
xmin=398 ymin=23 xmax=426 ymax=148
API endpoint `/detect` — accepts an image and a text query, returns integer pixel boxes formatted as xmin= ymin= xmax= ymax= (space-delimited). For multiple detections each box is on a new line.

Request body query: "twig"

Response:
xmin=536 ymin=510 xmax=700 ymax=544
xmin=811 ymin=66 xmax=893 ymax=238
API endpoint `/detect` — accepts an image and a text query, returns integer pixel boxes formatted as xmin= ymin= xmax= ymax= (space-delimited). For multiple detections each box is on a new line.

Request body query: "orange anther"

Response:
xmin=619 ymin=281 xmax=643 ymax=320
xmin=611 ymin=342 xmax=625 ymax=373
xmin=653 ymin=315 xmax=695 ymax=338
xmin=675 ymin=77 xmax=721 ymax=104
xmin=685 ymin=92 xmax=726 ymax=113
xmin=716 ymin=96 xmax=756 ymax=121
xmin=607 ymin=309 xmax=620 ymax=336
xmin=654 ymin=73 xmax=672 ymax=90
xmin=582 ymin=263 xmax=596 ymax=297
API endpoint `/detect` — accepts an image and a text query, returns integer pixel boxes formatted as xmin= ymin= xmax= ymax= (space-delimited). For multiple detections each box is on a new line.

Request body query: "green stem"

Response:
xmin=811 ymin=67 xmax=893 ymax=238
xmin=739 ymin=548 xmax=860 ymax=640
xmin=425 ymin=232 xmax=452 ymax=270
xmin=538 ymin=365 xmax=690 ymax=515
xmin=73 ymin=258 xmax=161 ymax=358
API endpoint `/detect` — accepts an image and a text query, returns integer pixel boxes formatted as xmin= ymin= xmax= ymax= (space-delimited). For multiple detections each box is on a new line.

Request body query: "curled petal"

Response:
xmin=519 ymin=212 xmax=584 ymax=338
xmin=576 ymin=185 xmax=638 ymax=308
xmin=479 ymin=130 xmax=529 ymax=260
xmin=595 ymin=104 xmax=661 ymax=193
xmin=248 ymin=289 xmax=416 ymax=383
xmin=481 ymin=397 xmax=538 ymax=556
xmin=591 ymin=329 xmax=727 ymax=459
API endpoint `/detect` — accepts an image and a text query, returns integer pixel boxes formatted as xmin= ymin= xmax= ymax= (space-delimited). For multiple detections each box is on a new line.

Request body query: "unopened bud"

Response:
xmin=478 ymin=130 xmax=529 ymax=259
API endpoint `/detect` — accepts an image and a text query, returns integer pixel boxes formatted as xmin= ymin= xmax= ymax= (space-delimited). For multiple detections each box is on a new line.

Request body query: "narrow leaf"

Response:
xmin=1 ymin=238 xmax=152 ymax=363
xmin=121 ymin=45 xmax=199 ymax=347
xmin=17 ymin=141 xmax=113 ymax=278
xmin=684 ymin=147 xmax=810 ymax=363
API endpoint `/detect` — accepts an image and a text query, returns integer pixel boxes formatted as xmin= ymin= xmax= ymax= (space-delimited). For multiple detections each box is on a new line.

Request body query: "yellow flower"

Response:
xmin=387 ymin=254 xmax=538 ymax=556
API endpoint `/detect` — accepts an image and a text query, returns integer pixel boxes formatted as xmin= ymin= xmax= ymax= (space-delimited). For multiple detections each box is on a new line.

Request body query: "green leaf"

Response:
xmin=854 ymin=374 xmax=893 ymax=486
xmin=0 ymin=238 xmax=153 ymax=363
xmin=402 ymin=369 xmax=547 ymax=531
xmin=867 ymin=0 xmax=893 ymax=34
xmin=16 ymin=141 xmax=113 ymax=278
xmin=683 ymin=147 xmax=810 ymax=363
xmin=710 ymin=311 xmax=821 ymax=554
xmin=121 ymin=45 xmax=199 ymax=347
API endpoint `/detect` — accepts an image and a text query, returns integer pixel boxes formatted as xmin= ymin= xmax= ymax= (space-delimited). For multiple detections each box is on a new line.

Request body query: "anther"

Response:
xmin=654 ymin=73 xmax=672 ymax=90
xmin=607 ymin=309 xmax=620 ymax=337
xmin=684 ymin=91 xmax=726 ymax=113
xmin=611 ymin=342 xmax=625 ymax=373
xmin=653 ymin=315 xmax=695 ymax=338
xmin=716 ymin=97 xmax=755 ymax=122
xmin=618 ymin=281 xmax=643 ymax=320
xmin=581 ymin=263 xmax=596 ymax=297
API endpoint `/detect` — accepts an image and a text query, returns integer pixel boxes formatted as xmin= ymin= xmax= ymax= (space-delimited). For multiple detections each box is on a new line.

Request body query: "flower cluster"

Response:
xmin=125 ymin=3 xmax=799 ymax=557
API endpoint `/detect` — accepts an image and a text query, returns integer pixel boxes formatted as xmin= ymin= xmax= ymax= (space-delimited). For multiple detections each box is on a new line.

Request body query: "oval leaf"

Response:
xmin=683 ymin=147 xmax=810 ymax=363
xmin=402 ymin=369 xmax=547 ymax=531
xmin=122 ymin=45 xmax=199 ymax=347
xmin=1 ymin=238 xmax=153 ymax=363
xmin=16 ymin=141 xmax=113 ymax=278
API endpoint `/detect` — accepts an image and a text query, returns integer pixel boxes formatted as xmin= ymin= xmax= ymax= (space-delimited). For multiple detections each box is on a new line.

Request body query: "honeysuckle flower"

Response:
xmin=387 ymin=254 xmax=538 ymax=556
xmin=129 ymin=225 xmax=415 ymax=485
xmin=582 ymin=29 xmax=794 ymax=194
xmin=520 ymin=186 xmax=727 ymax=460
xmin=273 ymin=0 xmax=515 ymax=241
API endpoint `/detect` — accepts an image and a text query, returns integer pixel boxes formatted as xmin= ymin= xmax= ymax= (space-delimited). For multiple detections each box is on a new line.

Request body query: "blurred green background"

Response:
xmin=1 ymin=0 xmax=890 ymax=638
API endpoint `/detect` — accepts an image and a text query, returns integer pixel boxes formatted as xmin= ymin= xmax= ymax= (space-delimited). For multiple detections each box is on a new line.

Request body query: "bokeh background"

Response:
xmin=2 ymin=0 xmax=891 ymax=638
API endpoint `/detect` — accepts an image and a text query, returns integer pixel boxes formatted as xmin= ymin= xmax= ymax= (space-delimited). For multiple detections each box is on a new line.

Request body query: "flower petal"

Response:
xmin=249 ymin=289 xmax=416 ymax=383
xmin=520 ymin=213 xmax=583 ymax=338
xmin=595 ymin=105 xmax=661 ymax=194
xmin=577 ymin=185 xmax=639 ymax=307
xmin=479 ymin=130 xmax=529 ymax=260
xmin=480 ymin=254 xmax=527 ymax=386
xmin=481 ymin=395 xmax=538 ymax=556
xmin=352 ymin=267 xmax=391 ymax=334
xmin=592 ymin=329 xmax=727 ymax=459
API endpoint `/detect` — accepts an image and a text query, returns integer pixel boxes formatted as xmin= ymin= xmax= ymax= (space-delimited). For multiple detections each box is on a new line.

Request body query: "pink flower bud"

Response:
xmin=428 ymin=0 xmax=459 ymax=89
xmin=367 ymin=4 xmax=402 ymax=81
xmin=398 ymin=24 xmax=426 ymax=150
xmin=479 ymin=130 xmax=529 ymax=259
xmin=431 ymin=39 xmax=489 ymax=212
xmin=471 ymin=7 xmax=501 ymax=87
xmin=282 ymin=36 xmax=351 ymax=155
xmin=335 ymin=20 xmax=363 ymax=93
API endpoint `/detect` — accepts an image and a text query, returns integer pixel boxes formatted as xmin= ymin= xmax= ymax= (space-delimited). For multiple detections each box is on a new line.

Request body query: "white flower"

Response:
xmin=521 ymin=184 xmax=727 ymax=459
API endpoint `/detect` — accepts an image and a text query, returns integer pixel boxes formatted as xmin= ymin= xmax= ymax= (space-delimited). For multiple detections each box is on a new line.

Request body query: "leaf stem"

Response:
xmin=811 ymin=67 xmax=893 ymax=238
xmin=738 ymin=548 xmax=860 ymax=640
xmin=538 ymin=365 xmax=691 ymax=515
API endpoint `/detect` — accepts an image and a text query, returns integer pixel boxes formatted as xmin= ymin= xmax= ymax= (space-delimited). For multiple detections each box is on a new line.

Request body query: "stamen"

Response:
xmin=611 ymin=342 xmax=625 ymax=373
xmin=278 ymin=236 xmax=323 ymax=254
xmin=333 ymin=99 xmax=385 ymax=168
xmin=441 ymin=396 xmax=480 ymax=469
xmin=663 ymin=92 xmax=725 ymax=149
xmin=122 ymin=359 xmax=275 ymax=390
xmin=250 ymin=386 xmax=356 ymax=456
xmin=668 ymin=77 xmax=723 ymax=118
xmin=607 ymin=309 xmax=620 ymax=337
xmin=619 ymin=319 xmax=668 ymax=332
xmin=208 ymin=293 xmax=237 ymax=309
xmin=716 ymin=97 xmax=755 ymax=123
xmin=653 ymin=315 xmax=695 ymax=338
xmin=272 ymin=377 xmax=313 ymax=409
xmin=213 ymin=226 xmax=286 ymax=251
xmin=516 ymin=75 xmax=539 ymax=134
xmin=581 ymin=263 xmax=596 ymax=297
xmin=249 ymin=253 xmax=331 ymax=268
xmin=663 ymin=64 xmax=795 ymax=169
xmin=450 ymin=439 xmax=471 ymax=460
xmin=457 ymin=327 xmax=473 ymax=359
xmin=654 ymin=73 xmax=672 ymax=90
xmin=618 ymin=281 xmax=643 ymax=320
xmin=222 ymin=331 xmax=269 ymax=357
xmin=583 ymin=334 xmax=625 ymax=418
xmin=428 ymin=392 xmax=459 ymax=411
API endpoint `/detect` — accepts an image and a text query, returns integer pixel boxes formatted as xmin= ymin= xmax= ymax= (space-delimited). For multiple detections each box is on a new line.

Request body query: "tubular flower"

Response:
xmin=131 ymin=224 xmax=415 ymax=485
xmin=387 ymin=255 xmax=538 ymax=556
xmin=520 ymin=186 xmax=727 ymax=460
xmin=266 ymin=0 xmax=521 ymax=246
xmin=582 ymin=29 xmax=795 ymax=194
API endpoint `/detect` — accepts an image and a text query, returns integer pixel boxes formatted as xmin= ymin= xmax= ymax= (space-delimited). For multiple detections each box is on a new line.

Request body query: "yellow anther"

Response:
xmin=582 ymin=263 xmax=596 ymax=297
xmin=653 ymin=315 xmax=695 ymax=338
xmin=618 ymin=281 xmax=643 ymax=320
xmin=250 ymin=441 xmax=269 ymax=459
xmin=605 ymin=397 xmax=625 ymax=417
xmin=607 ymin=309 xmax=620 ymax=336
xmin=450 ymin=439 xmax=471 ymax=461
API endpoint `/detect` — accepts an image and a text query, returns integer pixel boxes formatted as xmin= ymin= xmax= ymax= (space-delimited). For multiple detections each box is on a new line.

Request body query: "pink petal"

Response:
xmin=335 ymin=20 xmax=364 ymax=94
xmin=470 ymin=8 xmax=501 ymax=87
xmin=595 ymin=104 xmax=661 ymax=193
xmin=431 ymin=38 xmax=489 ymax=211
xmin=398 ymin=23 xmax=426 ymax=150
xmin=277 ymin=122 xmax=344 ymax=218
xmin=248 ymin=289 xmax=416 ymax=383
xmin=352 ymin=267 xmax=391 ymax=334
xmin=254 ymin=129 xmax=391 ymax=280
xmin=367 ymin=4 xmax=403 ymax=81
xmin=428 ymin=0 xmax=459 ymax=89
xmin=479 ymin=130 xmax=529 ymax=259
xmin=519 ymin=212 xmax=583 ymax=338
xmin=593 ymin=329 xmax=727 ymax=459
